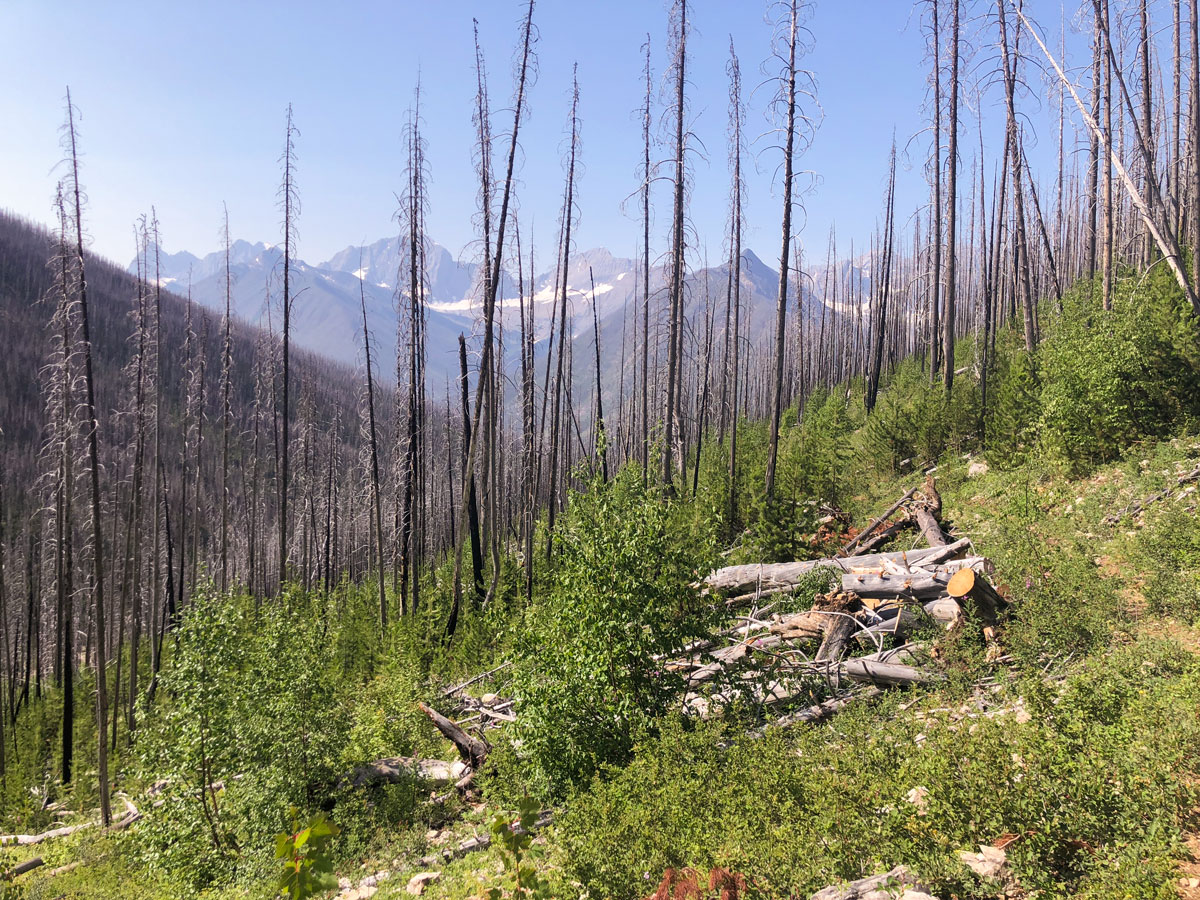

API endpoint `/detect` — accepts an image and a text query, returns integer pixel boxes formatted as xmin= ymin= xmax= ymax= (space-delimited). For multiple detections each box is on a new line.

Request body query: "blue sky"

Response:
xmin=0 ymin=1 xmax=1096 ymax=272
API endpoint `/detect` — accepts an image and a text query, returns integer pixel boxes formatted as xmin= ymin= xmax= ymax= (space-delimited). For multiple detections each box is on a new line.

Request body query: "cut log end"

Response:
xmin=946 ymin=566 xmax=977 ymax=598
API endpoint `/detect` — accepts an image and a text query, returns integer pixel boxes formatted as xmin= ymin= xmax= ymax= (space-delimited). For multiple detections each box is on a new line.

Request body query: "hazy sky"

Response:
xmin=0 ymin=1 xmax=1095 ymax=273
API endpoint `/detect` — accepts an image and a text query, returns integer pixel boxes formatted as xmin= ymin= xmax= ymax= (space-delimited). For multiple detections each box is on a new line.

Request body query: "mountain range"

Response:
xmin=134 ymin=235 xmax=868 ymax=391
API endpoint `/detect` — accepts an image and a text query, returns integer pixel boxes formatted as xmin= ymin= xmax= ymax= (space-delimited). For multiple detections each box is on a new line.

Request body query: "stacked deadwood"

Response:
xmin=838 ymin=473 xmax=952 ymax=555
xmin=683 ymin=479 xmax=1008 ymax=720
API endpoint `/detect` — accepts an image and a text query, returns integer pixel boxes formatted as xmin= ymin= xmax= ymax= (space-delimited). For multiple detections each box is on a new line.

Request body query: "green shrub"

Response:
xmin=509 ymin=467 xmax=718 ymax=796
xmin=132 ymin=585 xmax=399 ymax=889
xmin=556 ymin=637 xmax=1200 ymax=900
xmin=1037 ymin=273 xmax=1200 ymax=472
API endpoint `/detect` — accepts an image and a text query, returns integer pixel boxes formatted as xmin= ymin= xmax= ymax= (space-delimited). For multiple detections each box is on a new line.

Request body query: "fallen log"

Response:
xmin=842 ymin=658 xmax=943 ymax=687
xmin=855 ymin=605 xmax=931 ymax=643
xmin=838 ymin=486 xmax=918 ymax=556
xmin=708 ymin=539 xmax=973 ymax=599
xmin=0 ymin=822 xmax=94 ymax=846
xmin=764 ymin=687 xmax=884 ymax=732
xmin=913 ymin=475 xmax=952 ymax=547
xmin=850 ymin=517 xmax=915 ymax=556
xmin=924 ymin=597 xmax=963 ymax=624
xmin=3 ymin=857 xmax=44 ymax=880
xmin=342 ymin=757 xmax=469 ymax=790
xmin=811 ymin=865 xmax=930 ymax=900
xmin=815 ymin=613 xmax=859 ymax=664
xmin=843 ymin=556 xmax=991 ymax=600
xmin=419 ymin=703 xmax=488 ymax=770
xmin=443 ymin=662 xmax=512 ymax=698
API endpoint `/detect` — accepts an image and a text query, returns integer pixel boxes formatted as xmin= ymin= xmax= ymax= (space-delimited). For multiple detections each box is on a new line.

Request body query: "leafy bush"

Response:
xmin=509 ymin=468 xmax=717 ymax=796
xmin=132 ymin=585 xmax=401 ymax=889
xmin=1037 ymin=273 xmax=1200 ymax=472
xmin=556 ymin=637 xmax=1200 ymax=900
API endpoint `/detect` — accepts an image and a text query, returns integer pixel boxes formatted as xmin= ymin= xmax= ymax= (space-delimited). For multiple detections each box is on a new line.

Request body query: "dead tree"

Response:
xmin=765 ymin=0 xmax=808 ymax=499
xmin=662 ymin=0 xmax=689 ymax=491
xmin=278 ymin=104 xmax=299 ymax=592
xmin=450 ymin=0 xmax=536 ymax=634
xmin=943 ymin=0 xmax=959 ymax=390
xmin=63 ymin=89 xmax=112 ymax=826
xmin=545 ymin=70 xmax=581 ymax=566
xmin=589 ymin=266 xmax=607 ymax=481
xmin=640 ymin=35 xmax=653 ymax=483
xmin=724 ymin=39 xmax=745 ymax=536
xmin=359 ymin=257 xmax=387 ymax=629
xmin=219 ymin=206 xmax=233 ymax=592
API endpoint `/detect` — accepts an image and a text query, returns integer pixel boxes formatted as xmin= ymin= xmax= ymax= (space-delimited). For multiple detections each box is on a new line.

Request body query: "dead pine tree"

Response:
xmin=927 ymin=0 xmax=943 ymax=377
xmin=46 ymin=184 xmax=76 ymax=785
xmin=62 ymin=89 xmax=112 ymax=826
xmin=396 ymin=87 xmax=429 ymax=619
xmin=867 ymin=140 xmax=898 ymax=412
xmin=546 ymin=69 xmax=581 ymax=565
xmin=449 ymin=0 xmax=536 ymax=639
xmin=724 ymin=38 xmax=745 ymax=535
xmin=358 ymin=253 xmax=387 ymax=629
xmin=996 ymin=0 xmax=1038 ymax=348
xmin=278 ymin=104 xmax=299 ymax=593
xmin=942 ymin=0 xmax=959 ymax=390
xmin=219 ymin=205 xmax=234 ymax=592
xmin=765 ymin=0 xmax=814 ymax=499
xmin=589 ymin=266 xmax=607 ymax=481
xmin=662 ymin=0 xmax=689 ymax=492
xmin=640 ymin=34 xmax=654 ymax=483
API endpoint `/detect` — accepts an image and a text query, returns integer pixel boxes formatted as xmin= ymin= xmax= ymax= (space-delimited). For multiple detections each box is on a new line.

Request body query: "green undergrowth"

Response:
xmin=10 ymin=267 xmax=1200 ymax=898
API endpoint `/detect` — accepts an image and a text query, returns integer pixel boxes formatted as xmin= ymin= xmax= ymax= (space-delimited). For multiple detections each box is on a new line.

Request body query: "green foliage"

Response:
xmin=858 ymin=359 xmax=980 ymax=478
xmin=509 ymin=467 xmax=717 ymax=796
xmin=132 ymin=584 xmax=397 ymax=889
xmin=1137 ymin=501 xmax=1200 ymax=622
xmin=480 ymin=797 xmax=552 ymax=900
xmin=982 ymin=333 xmax=1041 ymax=466
xmin=275 ymin=809 xmax=339 ymax=900
xmin=556 ymin=637 xmax=1200 ymax=900
xmin=1036 ymin=276 xmax=1199 ymax=471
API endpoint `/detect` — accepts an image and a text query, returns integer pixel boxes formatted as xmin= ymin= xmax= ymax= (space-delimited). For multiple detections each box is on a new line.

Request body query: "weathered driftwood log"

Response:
xmin=762 ymin=687 xmax=885 ymax=733
xmin=843 ymin=556 xmax=991 ymax=600
xmin=707 ymin=539 xmax=973 ymax=599
xmin=912 ymin=475 xmax=953 ymax=547
xmin=0 ymin=822 xmax=95 ymax=847
xmin=842 ymin=658 xmax=943 ymax=686
xmin=443 ymin=661 xmax=512 ymax=698
xmin=946 ymin=567 xmax=1004 ymax=642
xmin=815 ymin=614 xmax=860 ymax=663
xmin=851 ymin=517 xmax=915 ymax=556
xmin=343 ymin=757 xmax=469 ymax=790
xmin=855 ymin=605 xmax=930 ymax=643
xmin=811 ymin=865 xmax=931 ymax=900
xmin=924 ymin=597 xmax=963 ymax=624
xmin=771 ymin=590 xmax=864 ymax=645
xmin=839 ymin=486 xmax=918 ymax=556
xmin=419 ymin=703 xmax=489 ymax=770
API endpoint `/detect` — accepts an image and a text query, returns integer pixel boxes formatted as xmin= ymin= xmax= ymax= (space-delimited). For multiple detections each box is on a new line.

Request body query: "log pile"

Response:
xmin=685 ymin=478 xmax=1008 ymax=723
xmin=838 ymin=474 xmax=952 ymax=556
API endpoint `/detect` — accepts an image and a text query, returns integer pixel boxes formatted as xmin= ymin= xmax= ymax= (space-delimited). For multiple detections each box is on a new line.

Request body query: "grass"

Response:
xmin=10 ymin=423 xmax=1200 ymax=899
